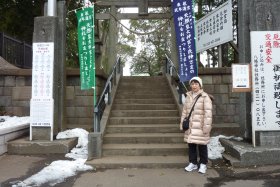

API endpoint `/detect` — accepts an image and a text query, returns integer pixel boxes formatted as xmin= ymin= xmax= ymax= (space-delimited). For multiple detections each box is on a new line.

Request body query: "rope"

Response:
xmin=109 ymin=12 xmax=173 ymax=36
xmin=67 ymin=1 xmax=101 ymax=14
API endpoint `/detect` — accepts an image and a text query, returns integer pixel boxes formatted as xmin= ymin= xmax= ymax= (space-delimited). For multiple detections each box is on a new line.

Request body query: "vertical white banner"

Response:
xmin=251 ymin=31 xmax=280 ymax=146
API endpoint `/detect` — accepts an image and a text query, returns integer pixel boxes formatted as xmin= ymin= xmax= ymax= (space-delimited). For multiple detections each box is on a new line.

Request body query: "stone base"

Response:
xmin=256 ymin=131 xmax=280 ymax=147
xmin=88 ymin=132 xmax=102 ymax=160
xmin=0 ymin=124 xmax=29 ymax=155
xmin=7 ymin=136 xmax=78 ymax=155
xmin=220 ymin=138 xmax=280 ymax=167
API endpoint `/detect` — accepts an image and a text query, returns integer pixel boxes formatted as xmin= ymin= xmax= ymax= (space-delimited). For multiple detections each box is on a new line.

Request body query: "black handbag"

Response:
xmin=183 ymin=94 xmax=201 ymax=131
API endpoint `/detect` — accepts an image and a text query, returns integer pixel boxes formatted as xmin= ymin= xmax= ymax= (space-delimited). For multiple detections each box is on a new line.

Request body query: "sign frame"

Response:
xmin=251 ymin=31 xmax=280 ymax=147
xmin=232 ymin=64 xmax=252 ymax=92
xmin=195 ymin=0 xmax=233 ymax=53
xmin=30 ymin=42 xmax=55 ymax=141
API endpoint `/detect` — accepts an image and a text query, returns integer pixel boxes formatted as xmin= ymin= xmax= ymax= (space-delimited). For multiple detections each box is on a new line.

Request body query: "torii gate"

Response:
xmin=95 ymin=0 xmax=179 ymax=71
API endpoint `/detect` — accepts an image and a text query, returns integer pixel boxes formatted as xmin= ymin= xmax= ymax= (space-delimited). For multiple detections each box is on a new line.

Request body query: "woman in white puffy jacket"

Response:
xmin=180 ymin=76 xmax=213 ymax=174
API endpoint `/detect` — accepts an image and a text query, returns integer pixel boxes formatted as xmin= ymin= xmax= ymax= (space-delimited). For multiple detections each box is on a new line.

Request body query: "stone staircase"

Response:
xmin=87 ymin=76 xmax=187 ymax=168
xmin=87 ymin=76 xmax=241 ymax=169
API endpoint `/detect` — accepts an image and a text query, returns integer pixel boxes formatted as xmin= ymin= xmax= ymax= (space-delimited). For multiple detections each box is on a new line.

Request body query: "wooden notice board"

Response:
xmin=232 ymin=64 xmax=252 ymax=92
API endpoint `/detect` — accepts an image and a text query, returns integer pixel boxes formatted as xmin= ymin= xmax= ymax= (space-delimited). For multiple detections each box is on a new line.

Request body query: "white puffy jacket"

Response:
xmin=180 ymin=89 xmax=213 ymax=145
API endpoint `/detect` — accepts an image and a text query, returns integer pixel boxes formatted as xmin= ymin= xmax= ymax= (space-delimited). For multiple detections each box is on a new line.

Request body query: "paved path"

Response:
xmin=1 ymin=154 xmax=280 ymax=187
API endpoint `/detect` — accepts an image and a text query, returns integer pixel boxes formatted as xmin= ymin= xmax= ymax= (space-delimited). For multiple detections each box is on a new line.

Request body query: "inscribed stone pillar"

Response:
xmin=43 ymin=0 xmax=66 ymax=133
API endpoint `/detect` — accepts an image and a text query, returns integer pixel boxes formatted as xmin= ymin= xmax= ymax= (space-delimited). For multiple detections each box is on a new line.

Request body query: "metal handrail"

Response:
xmin=0 ymin=32 xmax=32 ymax=69
xmin=94 ymin=57 xmax=122 ymax=132
xmin=165 ymin=54 xmax=188 ymax=104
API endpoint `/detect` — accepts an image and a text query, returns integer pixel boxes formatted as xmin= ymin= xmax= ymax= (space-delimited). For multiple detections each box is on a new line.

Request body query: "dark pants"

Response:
xmin=188 ymin=143 xmax=208 ymax=165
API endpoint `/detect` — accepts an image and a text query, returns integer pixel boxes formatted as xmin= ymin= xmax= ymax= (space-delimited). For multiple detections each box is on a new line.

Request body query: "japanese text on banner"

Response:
xmin=171 ymin=0 xmax=198 ymax=82
xmin=76 ymin=7 xmax=95 ymax=90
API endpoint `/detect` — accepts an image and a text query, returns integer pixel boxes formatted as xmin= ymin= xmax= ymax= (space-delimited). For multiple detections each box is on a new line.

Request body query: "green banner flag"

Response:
xmin=76 ymin=6 xmax=95 ymax=90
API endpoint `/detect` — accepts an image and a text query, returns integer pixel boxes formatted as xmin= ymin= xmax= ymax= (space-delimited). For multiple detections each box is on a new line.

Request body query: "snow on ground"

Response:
xmin=56 ymin=128 xmax=89 ymax=160
xmin=208 ymin=135 xmax=243 ymax=159
xmin=0 ymin=116 xmax=93 ymax=187
xmin=14 ymin=159 xmax=92 ymax=187
xmin=0 ymin=116 xmax=242 ymax=186
xmin=0 ymin=116 xmax=30 ymax=128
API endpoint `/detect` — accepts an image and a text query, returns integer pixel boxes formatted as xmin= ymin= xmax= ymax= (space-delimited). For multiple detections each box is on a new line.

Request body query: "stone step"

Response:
xmin=118 ymin=84 xmax=169 ymax=89
xmin=115 ymin=93 xmax=172 ymax=99
xmin=98 ymin=76 xmax=185 ymax=169
xmin=120 ymin=76 xmax=167 ymax=82
xmin=106 ymin=124 xmax=180 ymax=133
xmin=116 ymin=90 xmax=171 ymax=95
xmin=110 ymin=110 xmax=179 ymax=117
xmin=86 ymin=155 xmax=188 ymax=169
xmin=222 ymin=153 xmax=241 ymax=167
xmin=112 ymin=104 xmax=177 ymax=110
xmin=108 ymin=116 xmax=180 ymax=125
xmin=114 ymin=98 xmax=174 ymax=104
xmin=103 ymin=133 xmax=183 ymax=144
xmin=102 ymin=143 xmax=188 ymax=156
xmin=106 ymin=123 xmax=241 ymax=135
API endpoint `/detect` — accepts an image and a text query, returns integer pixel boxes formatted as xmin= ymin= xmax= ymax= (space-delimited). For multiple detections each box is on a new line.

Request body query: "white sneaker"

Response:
xmin=184 ymin=163 xmax=198 ymax=172
xmin=198 ymin=163 xmax=207 ymax=174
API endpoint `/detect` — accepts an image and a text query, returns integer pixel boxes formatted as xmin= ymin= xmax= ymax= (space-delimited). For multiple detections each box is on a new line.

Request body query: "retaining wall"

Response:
xmin=0 ymin=67 xmax=240 ymax=130
xmin=0 ymin=68 xmax=106 ymax=131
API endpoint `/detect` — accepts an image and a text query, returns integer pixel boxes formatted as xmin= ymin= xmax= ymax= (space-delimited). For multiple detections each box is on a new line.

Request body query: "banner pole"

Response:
xmin=93 ymin=5 xmax=96 ymax=106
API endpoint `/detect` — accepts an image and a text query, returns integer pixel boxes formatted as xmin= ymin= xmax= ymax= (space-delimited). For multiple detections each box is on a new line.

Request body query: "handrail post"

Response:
xmin=165 ymin=57 xmax=168 ymax=74
xmin=23 ymin=41 xmax=26 ymax=68
xmin=113 ymin=69 xmax=117 ymax=85
xmin=0 ymin=32 xmax=3 ymax=57
xmin=94 ymin=107 xmax=100 ymax=132
xmin=117 ymin=58 xmax=120 ymax=73
xmin=107 ymin=85 xmax=112 ymax=105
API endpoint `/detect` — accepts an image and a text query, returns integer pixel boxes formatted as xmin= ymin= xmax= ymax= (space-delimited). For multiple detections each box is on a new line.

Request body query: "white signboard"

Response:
xmin=30 ymin=99 xmax=54 ymax=127
xmin=232 ymin=64 xmax=251 ymax=92
xmin=195 ymin=0 xmax=233 ymax=53
xmin=30 ymin=42 xmax=54 ymax=130
xmin=31 ymin=43 xmax=54 ymax=98
xmin=251 ymin=31 xmax=280 ymax=142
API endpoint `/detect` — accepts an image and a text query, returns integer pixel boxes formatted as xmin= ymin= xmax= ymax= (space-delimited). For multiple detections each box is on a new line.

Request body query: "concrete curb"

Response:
xmin=220 ymin=138 xmax=280 ymax=167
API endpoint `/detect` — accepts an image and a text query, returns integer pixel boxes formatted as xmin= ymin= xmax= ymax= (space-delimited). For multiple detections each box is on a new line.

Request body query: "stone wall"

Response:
xmin=0 ymin=67 xmax=240 ymax=130
xmin=0 ymin=69 xmax=106 ymax=131
xmin=199 ymin=67 xmax=240 ymax=124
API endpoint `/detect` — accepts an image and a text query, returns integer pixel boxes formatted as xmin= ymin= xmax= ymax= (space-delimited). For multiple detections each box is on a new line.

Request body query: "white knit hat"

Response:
xmin=189 ymin=77 xmax=203 ymax=88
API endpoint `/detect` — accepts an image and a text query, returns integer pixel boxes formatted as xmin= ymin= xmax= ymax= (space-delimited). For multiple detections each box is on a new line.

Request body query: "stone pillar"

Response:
xmin=32 ymin=16 xmax=58 ymax=140
xmin=170 ymin=18 xmax=179 ymax=71
xmin=238 ymin=0 xmax=252 ymax=140
xmin=107 ymin=5 xmax=118 ymax=74
xmin=57 ymin=0 xmax=66 ymax=132
xmin=42 ymin=0 xmax=66 ymax=134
